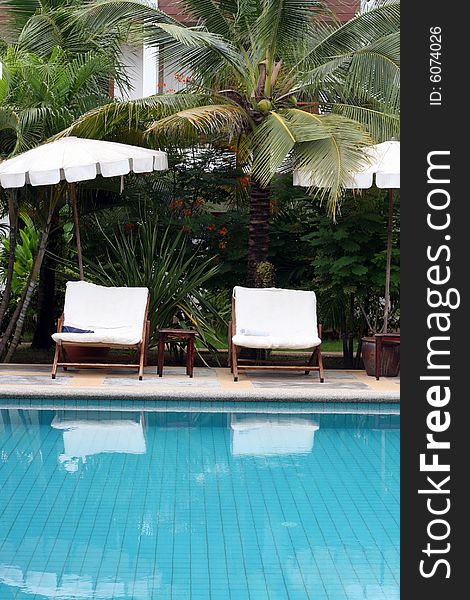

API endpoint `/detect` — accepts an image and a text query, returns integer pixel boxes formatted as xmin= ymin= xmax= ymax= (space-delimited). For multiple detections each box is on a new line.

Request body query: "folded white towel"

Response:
xmin=239 ymin=328 xmax=270 ymax=336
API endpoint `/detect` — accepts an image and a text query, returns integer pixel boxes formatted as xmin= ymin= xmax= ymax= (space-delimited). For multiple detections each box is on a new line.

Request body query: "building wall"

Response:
xmin=328 ymin=0 xmax=360 ymax=21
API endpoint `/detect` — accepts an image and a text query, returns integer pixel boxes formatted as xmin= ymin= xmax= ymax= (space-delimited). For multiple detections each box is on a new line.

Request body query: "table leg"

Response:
xmin=188 ymin=337 xmax=195 ymax=378
xmin=185 ymin=339 xmax=190 ymax=376
xmin=157 ymin=334 xmax=165 ymax=377
xmin=375 ymin=336 xmax=382 ymax=380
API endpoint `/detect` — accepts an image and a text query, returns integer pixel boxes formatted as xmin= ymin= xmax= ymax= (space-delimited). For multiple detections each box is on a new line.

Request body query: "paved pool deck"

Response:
xmin=0 ymin=364 xmax=399 ymax=402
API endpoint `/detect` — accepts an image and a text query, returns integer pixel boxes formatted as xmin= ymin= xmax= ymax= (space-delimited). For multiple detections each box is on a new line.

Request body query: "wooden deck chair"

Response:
xmin=228 ymin=286 xmax=324 ymax=382
xmin=51 ymin=281 xmax=150 ymax=380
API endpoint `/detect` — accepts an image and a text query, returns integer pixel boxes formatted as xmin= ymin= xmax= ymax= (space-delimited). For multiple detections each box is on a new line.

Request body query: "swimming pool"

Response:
xmin=0 ymin=402 xmax=399 ymax=600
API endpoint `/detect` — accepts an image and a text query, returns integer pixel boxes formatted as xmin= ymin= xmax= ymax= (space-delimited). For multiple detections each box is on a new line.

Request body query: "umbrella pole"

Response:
xmin=70 ymin=183 xmax=84 ymax=280
xmin=383 ymin=189 xmax=394 ymax=333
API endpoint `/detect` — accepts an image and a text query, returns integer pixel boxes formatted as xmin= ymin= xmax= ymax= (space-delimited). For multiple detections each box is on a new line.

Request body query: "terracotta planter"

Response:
xmin=64 ymin=346 xmax=110 ymax=363
xmin=361 ymin=337 xmax=400 ymax=377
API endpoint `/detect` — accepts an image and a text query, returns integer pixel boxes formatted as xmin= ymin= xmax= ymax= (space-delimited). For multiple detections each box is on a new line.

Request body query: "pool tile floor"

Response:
xmin=0 ymin=365 xmax=399 ymax=402
xmin=0 ymin=407 xmax=399 ymax=599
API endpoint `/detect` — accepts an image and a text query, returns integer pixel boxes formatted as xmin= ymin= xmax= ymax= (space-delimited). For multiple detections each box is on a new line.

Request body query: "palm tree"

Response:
xmin=0 ymin=0 xmax=134 ymax=83
xmin=0 ymin=47 xmax=122 ymax=357
xmin=61 ymin=0 xmax=400 ymax=282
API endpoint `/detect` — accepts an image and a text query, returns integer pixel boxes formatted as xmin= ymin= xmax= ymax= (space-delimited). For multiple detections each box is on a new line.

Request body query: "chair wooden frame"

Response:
xmin=228 ymin=295 xmax=324 ymax=383
xmin=51 ymin=295 xmax=150 ymax=380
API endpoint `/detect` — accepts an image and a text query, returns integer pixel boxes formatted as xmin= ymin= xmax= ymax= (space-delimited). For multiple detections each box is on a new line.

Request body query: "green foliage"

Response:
xmin=0 ymin=0 xmax=133 ymax=87
xmin=301 ymin=190 xmax=400 ymax=333
xmin=0 ymin=213 xmax=39 ymax=295
xmin=0 ymin=46 xmax=115 ymax=156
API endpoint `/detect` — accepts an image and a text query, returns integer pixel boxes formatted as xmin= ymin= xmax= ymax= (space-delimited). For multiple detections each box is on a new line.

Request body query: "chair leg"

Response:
xmin=187 ymin=337 xmax=195 ymax=378
xmin=138 ymin=342 xmax=145 ymax=381
xmin=144 ymin=320 xmax=150 ymax=367
xmin=318 ymin=348 xmax=324 ymax=383
xmin=51 ymin=344 xmax=60 ymax=379
xmin=305 ymin=348 xmax=318 ymax=375
xmin=157 ymin=335 xmax=165 ymax=377
xmin=232 ymin=344 xmax=239 ymax=382
xmin=228 ymin=321 xmax=232 ymax=369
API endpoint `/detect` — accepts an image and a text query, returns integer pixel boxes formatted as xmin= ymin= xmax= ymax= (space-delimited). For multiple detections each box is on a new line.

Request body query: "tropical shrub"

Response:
xmin=0 ymin=213 xmax=39 ymax=296
xmin=81 ymin=219 xmax=225 ymax=348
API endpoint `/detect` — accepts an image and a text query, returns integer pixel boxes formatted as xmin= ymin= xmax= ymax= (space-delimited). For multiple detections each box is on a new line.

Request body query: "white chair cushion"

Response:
xmin=52 ymin=327 xmax=142 ymax=346
xmin=232 ymin=332 xmax=320 ymax=350
xmin=232 ymin=286 xmax=320 ymax=349
xmin=52 ymin=281 xmax=148 ymax=345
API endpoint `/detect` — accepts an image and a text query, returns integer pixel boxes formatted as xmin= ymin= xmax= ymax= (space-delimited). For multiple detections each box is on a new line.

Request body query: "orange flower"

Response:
xmin=219 ymin=241 xmax=227 ymax=251
xmin=170 ymin=199 xmax=184 ymax=211
xmin=208 ymin=223 xmax=216 ymax=231
xmin=240 ymin=175 xmax=250 ymax=188
xmin=219 ymin=227 xmax=228 ymax=236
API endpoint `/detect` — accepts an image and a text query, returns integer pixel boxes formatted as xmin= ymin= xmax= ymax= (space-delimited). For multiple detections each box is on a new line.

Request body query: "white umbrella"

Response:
xmin=294 ymin=140 xmax=400 ymax=332
xmin=0 ymin=136 xmax=168 ymax=278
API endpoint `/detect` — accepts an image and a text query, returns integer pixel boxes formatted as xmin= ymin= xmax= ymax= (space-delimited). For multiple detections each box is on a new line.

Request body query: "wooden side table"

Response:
xmin=157 ymin=328 xmax=196 ymax=378
xmin=374 ymin=332 xmax=400 ymax=380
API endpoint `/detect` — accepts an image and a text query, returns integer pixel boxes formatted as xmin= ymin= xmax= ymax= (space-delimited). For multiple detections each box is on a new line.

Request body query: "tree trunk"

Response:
xmin=0 ymin=191 xmax=19 ymax=330
xmin=247 ymin=179 xmax=270 ymax=285
xmin=31 ymin=213 xmax=61 ymax=350
xmin=4 ymin=215 xmax=53 ymax=362
xmin=0 ymin=265 xmax=33 ymax=359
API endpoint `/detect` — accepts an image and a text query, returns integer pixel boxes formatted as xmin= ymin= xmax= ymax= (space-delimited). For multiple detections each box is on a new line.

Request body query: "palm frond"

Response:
xmin=0 ymin=107 xmax=19 ymax=134
xmin=145 ymin=104 xmax=250 ymax=142
xmin=171 ymin=0 xmax=232 ymax=39
xmin=17 ymin=13 xmax=64 ymax=57
xmin=295 ymin=0 xmax=400 ymax=72
xmin=255 ymin=0 xmax=325 ymax=60
xmin=252 ymin=111 xmax=296 ymax=186
xmin=66 ymin=51 xmax=116 ymax=99
xmin=331 ymin=103 xmax=399 ymax=143
xmin=286 ymin=109 xmax=372 ymax=219
xmin=56 ymin=93 xmax=221 ymax=139
xmin=342 ymin=32 xmax=400 ymax=107
xmin=0 ymin=0 xmax=42 ymax=41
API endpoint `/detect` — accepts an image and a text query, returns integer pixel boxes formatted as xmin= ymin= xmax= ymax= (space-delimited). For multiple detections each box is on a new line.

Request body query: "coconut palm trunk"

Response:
xmin=0 ymin=191 xmax=18 ymax=329
xmin=247 ymin=179 xmax=271 ymax=285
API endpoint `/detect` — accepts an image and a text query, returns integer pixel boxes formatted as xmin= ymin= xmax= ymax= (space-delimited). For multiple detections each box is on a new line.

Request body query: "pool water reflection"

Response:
xmin=0 ymin=407 xmax=399 ymax=600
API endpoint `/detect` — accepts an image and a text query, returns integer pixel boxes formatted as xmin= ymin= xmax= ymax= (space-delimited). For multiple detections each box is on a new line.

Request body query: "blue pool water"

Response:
xmin=0 ymin=404 xmax=399 ymax=600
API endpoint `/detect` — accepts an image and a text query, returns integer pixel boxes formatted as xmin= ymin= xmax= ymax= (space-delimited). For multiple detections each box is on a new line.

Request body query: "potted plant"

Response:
xmin=361 ymin=333 xmax=400 ymax=377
